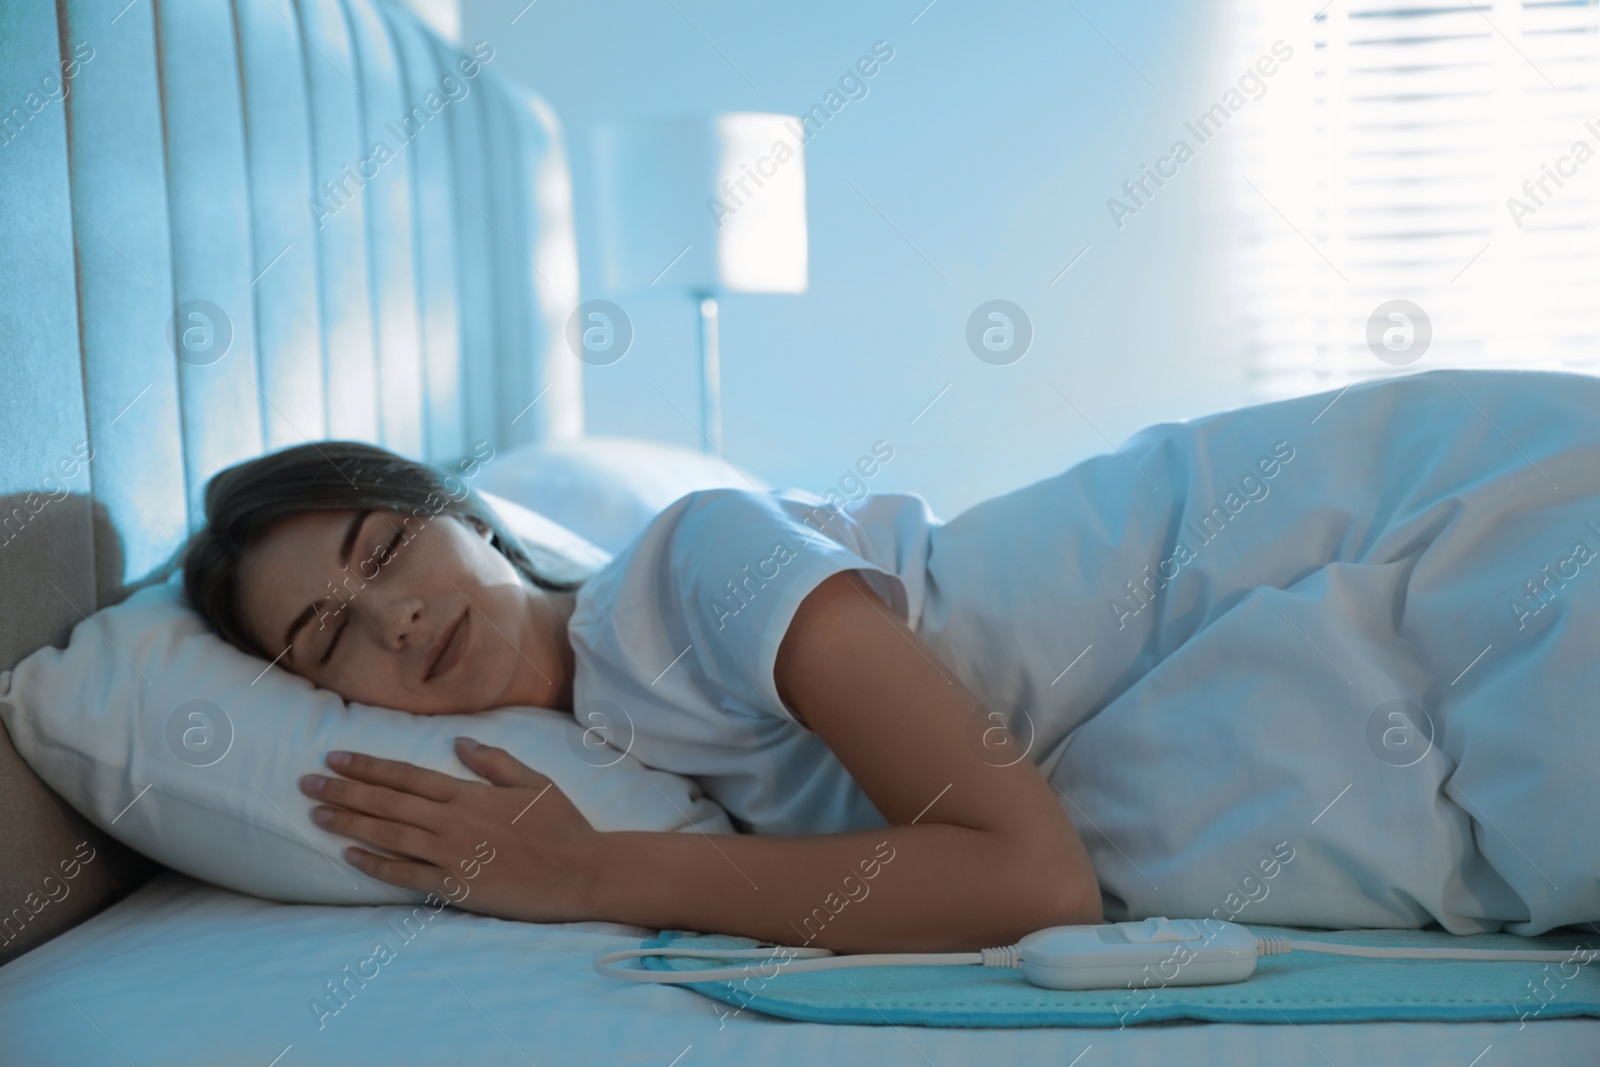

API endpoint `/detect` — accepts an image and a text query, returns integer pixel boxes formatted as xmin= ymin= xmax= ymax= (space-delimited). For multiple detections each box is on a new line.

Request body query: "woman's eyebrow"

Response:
xmin=282 ymin=510 xmax=374 ymax=659
xmin=338 ymin=509 xmax=375 ymax=565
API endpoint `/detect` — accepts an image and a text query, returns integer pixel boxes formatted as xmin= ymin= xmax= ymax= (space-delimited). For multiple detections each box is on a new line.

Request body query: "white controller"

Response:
xmin=1017 ymin=917 xmax=1259 ymax=991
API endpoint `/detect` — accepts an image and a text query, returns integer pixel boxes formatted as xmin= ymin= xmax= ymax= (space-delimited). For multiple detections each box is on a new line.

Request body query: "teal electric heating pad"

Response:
xmin=639 ymin=924 xmax=1600 ymax=1027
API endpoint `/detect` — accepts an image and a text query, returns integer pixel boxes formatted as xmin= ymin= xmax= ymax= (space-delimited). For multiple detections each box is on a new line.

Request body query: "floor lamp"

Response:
xmin=591 ymin=113 xmax=809 ymax=453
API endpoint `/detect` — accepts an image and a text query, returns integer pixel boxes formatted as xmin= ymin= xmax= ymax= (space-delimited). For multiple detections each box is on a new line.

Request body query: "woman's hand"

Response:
xmin=298 ymin=737 xmax=599 ymax=923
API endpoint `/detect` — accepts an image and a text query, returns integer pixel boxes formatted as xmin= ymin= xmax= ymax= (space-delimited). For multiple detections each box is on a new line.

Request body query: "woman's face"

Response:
xmin=237 ymin=508 xmax=537 ymax=714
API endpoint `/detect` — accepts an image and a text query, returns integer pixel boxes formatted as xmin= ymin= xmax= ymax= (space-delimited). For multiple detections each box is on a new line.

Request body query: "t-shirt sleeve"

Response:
xmin=666 ymin=487 xmax=910 ymax=728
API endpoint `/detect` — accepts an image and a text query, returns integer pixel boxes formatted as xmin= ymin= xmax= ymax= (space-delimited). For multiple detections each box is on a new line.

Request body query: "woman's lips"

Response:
xmin=425 ymin=610 xmax=469 ymax=682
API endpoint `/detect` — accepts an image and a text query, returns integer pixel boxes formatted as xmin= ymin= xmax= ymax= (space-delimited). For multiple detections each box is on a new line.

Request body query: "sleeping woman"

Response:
xmin=180 ymin=440 xmax=1103 ymax=956
xmin=180 ymin=368 xmax=1600 ymax=952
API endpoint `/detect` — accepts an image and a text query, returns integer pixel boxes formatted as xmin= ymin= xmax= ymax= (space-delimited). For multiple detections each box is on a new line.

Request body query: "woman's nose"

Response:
xmin=379 ymin=596 xmax=427 ymax=651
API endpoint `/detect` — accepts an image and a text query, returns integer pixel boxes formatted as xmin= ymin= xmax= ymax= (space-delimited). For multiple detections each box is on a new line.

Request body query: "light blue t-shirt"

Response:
xmin=567 ymin=486 xmax=939 ymax=836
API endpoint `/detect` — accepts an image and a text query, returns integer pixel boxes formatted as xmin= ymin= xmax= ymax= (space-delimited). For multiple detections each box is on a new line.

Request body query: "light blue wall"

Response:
xmin=466 ymin=0 xmax=1253 ymax=519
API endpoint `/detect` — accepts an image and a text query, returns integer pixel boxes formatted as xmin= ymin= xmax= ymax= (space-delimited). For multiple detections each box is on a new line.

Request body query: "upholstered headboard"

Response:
xmin=0 ymin=0 xmax=582 ymax=964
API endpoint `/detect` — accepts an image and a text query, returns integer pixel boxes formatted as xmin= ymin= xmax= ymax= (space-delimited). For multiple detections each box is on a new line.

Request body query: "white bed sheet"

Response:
xmin=1 ymin=871 xmax=1595 ymax=1066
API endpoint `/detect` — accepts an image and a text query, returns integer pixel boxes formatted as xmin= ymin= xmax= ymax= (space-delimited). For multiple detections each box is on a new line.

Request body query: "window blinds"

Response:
xmin=1227 ymin=0 xmax=1600 ymax=400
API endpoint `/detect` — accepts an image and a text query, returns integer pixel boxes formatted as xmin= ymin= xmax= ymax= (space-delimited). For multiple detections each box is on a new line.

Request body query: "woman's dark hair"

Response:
xmin=180 ymin=440 xmax=585 ymax=659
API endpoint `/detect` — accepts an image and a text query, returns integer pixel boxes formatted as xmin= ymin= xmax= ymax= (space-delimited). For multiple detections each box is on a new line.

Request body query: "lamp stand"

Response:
xmin=696 ymin=292 xmax=722 ymax=454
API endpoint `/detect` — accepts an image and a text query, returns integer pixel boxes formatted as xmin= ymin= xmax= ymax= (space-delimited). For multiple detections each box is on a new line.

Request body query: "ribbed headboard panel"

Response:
xmin=0 ymin=0 xmax=581 ymax=964
xmin=237 ymin=0 xmax=336 ymax=453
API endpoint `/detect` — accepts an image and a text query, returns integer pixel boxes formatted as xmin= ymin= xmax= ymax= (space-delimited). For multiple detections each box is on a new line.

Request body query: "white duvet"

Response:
xmin=914 ymin=368 xmax=1600 ymax=936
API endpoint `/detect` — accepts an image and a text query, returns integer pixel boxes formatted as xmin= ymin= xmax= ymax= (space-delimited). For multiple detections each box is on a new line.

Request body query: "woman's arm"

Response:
xmin=305 ymin=571 xmax=1101 ymax=952
xmin=583 ymin=569 xmax=1102 ymax=952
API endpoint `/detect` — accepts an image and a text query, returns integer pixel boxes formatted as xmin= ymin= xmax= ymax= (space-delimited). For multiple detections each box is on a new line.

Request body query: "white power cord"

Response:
xmin=594 ymin=943 xmax=1012 ymax=984
xmin=1254 ymin=934 xmax=1588 ymax=963
xmin=594 ymin=917 xmax=1597 ymax=992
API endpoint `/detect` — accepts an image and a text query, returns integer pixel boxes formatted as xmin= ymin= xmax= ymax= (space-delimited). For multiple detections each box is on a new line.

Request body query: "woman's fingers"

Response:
xmin=313 ymin=805 xmax=440 ymax=862
xmin=300 ymin=774 xmax=441 ymax=829
xmin=454 ymin=737 xmax=550 ymax=789
xmin=324 ymin=750 xmax=463 ymax=801
xmin=301 ymin=742 xmax=595 ymax=924
xmin=341 ymin=846 xmax=457 ymax=898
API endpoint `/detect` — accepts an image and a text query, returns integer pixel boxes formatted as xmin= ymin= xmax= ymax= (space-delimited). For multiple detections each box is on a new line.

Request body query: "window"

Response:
xmin=1228 ymin=0 xmax=1600 ymax=399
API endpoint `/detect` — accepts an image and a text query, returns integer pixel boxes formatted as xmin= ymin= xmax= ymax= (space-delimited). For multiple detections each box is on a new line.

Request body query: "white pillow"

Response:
xmin=476 ymin=487 xmax=612 ymax=585
xmin=476 ymin=435 xmax=769 ymax=555
xmin=0 ymin=503 xmax=732 ymax=907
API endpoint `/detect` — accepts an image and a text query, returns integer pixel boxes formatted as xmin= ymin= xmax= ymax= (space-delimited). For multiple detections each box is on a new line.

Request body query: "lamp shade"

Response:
xmin=592 ymin=112 xmax=808 ymax=295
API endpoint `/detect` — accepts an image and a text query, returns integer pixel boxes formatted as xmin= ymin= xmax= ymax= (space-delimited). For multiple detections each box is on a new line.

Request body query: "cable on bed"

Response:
xmin=595 ymin=917 xmax=1599 ymax=991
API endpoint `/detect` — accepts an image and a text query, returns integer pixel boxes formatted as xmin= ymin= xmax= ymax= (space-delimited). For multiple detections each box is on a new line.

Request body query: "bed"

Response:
xmin=3 ymin=869 xmax=1595 ymax=1066
xmin=2 ymin=1 xmax=1596 ymax=1063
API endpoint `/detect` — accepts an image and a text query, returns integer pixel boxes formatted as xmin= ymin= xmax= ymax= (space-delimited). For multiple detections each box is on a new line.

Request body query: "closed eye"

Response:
xmin=319 ymin=613 xmax=348 ymax=666
xmin=320 ymin=528 xmax=404 ymax=667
